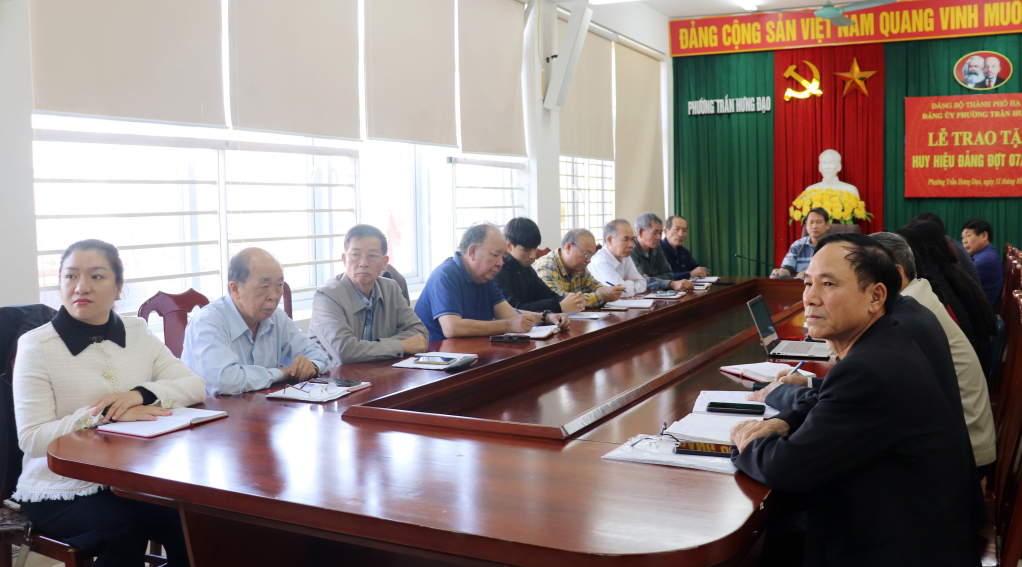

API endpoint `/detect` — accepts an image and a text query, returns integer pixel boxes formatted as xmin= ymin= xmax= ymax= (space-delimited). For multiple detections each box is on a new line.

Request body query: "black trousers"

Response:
xmin=19 ymin=490 xmax=189 ymax=567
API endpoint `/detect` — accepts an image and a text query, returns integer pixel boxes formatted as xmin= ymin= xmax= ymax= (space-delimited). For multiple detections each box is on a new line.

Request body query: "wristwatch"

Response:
xmin=540 ymin=310 xmax=552 ymax=325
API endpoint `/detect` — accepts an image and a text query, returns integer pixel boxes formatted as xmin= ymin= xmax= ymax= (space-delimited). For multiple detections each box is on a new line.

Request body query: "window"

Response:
xmin=451 ymin=157 xmax=528 ymax=245
xmin=559 ymin=156 xmax=615 ymax=236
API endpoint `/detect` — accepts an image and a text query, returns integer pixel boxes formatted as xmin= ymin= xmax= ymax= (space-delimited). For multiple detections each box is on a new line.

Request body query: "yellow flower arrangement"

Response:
xmin=788 ymin=188 xmax=873 ymax=226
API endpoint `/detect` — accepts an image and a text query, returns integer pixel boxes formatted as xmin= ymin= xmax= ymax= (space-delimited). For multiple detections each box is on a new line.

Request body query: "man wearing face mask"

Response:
xmin=309 ymin=224 xmax=427 ymax=365
xmin=182 ymin=247 xmax=330 ymax=396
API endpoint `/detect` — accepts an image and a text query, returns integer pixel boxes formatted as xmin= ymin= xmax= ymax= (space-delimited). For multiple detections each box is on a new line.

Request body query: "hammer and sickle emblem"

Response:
xmin=783 ymin=61 xmax=823 ymax=101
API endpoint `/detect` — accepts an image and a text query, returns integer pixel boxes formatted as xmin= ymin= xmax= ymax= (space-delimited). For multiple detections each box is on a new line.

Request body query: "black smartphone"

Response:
xmin=490 ymin=335 xmax=530 ymax=343
xmin=706 ymin=402 xmax=765 ymax=415
xmin=328 ymin=378 xmax=363 ymax=387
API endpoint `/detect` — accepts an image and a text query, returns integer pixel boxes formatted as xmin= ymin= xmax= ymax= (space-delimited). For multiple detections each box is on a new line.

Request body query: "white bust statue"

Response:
xmin=805 ymin=149 xmax=859 ymax=198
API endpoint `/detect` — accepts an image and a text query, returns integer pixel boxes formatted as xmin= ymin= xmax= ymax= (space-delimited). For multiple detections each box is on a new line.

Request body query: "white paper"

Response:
xmin=603 ymin=299 xmax=656 ymax=309
xmin=691 ymin=277 xmax=720 ymax=283
xmin=97 ymin=419 xmax=184 ymax=438
xmin=666 ymin=413 xmax=763 ymax=444
xmin=266 ymin=381 xmax=370 ymax=402
xmin=566 ymin=312 xmax=610 ymax=320
xmin=508 ymin=325 xmax=560 ymax=339
xmin=393 ymin=353 xmax=478 ymax=370
xmin=602 ymin=438 xmax=737 ymax=474
xmin=719 ymin=362 xmax=816 ymax=383
xmin=693 ymin=391 xmax=780 ymax=418
xmin=692 ymin=283 xmax=711 ymax=290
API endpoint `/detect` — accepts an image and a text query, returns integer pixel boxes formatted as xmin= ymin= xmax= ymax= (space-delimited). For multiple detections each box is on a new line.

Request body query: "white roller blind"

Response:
xmin=458 ymin=0 xmax=526 ymax=156
xmin=229 ymin=0 xmax=360 ymax=139
xmin=557 ymin=18 xmax=613 ymax=161
xmin=30 ymin=0 xmax=225 ymax=125
xmin=365 ymin=0 xmax=457 ymax=146
xmin=614 ymin=43 xmax=664 ymax=222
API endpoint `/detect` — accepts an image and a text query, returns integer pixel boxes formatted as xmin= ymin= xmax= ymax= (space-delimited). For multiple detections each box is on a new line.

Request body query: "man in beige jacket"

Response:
xmin=309 ymin=224 xmax=428 ymax=365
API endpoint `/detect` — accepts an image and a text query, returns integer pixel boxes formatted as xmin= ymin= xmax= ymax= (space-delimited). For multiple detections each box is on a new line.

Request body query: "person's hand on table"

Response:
xmin=401 ymin=334 xmax=428 ymax=355
xmin=730 ymin=419 xmax=790 ymax=452
xmin=671 ymin=280 xmax=695 ymax=291
xmin=746 ymin=381 xmax=783 ymax=403
xmin=506 ymin=312 xmax=543 ymax=333
xmin=690 ymin=267 xmax=709 ymax=279
xmin=282 ymin=354 xmax=319 ymax=381
xmin=774 ymin=369 xmax=810 ymax=387
xmin=597 ymin=285 xmax=626 ymax=303
xmin=559 ymin=292 xmax=585 ymax=313
xmin=770 ymin=268 xmax=791 ymax=278
xmin=796 ymin=270 xmax=807 ymax=279
xmin=90 ymin=390 xmax=144 ymax=423
xmin=545 ymin=312 xmax=571 ymax=330
xmin=113 ymin=405 xmax=173 ymax=423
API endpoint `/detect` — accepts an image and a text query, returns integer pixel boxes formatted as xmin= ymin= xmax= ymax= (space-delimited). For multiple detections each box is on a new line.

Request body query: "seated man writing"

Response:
xmin=309 ymin=224 xmax=428 ymax=365
xmin=182 ymin=247 xmax=330 ymax=396
xmin=588 ymin=219 xmax=646 ymax=298
xmin=494 ymin=217 xmax=585 ymax=314
xmin=730 ymin=233 xmax=984 ymax=566
xmin=414 ymin=223 xmax=570 ymax=343
xmin=630 ymin=212 xmax=695 ymax=292
xmin=534 ymin=228 xmax=624 ymax=308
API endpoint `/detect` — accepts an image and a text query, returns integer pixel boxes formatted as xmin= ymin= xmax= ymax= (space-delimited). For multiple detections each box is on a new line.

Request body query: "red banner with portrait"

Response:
xmin=905 ymin=91 xmax=1022 ymax=198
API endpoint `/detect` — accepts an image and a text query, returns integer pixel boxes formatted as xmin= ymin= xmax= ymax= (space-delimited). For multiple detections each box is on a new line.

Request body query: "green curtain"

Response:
xmin=674 ymin=51 xmax=774 ymax=277
xmin=885 ymin=35 xmax=1022 ymax=256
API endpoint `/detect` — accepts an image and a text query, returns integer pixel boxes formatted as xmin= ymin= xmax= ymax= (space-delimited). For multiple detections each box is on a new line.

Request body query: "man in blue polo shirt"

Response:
xmin=415 ymin=223 xmax=570 ymax=343
xmin=962 ymin=218 xmax=1004 ymax=309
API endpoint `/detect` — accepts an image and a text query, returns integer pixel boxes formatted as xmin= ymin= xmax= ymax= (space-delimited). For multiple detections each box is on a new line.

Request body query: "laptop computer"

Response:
xmin=746 ymin=295 xmax=831 ymax=359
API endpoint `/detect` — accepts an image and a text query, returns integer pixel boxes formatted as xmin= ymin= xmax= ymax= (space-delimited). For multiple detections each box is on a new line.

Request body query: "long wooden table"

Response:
xmin=47 ymin=277 xmax=830 ymax=567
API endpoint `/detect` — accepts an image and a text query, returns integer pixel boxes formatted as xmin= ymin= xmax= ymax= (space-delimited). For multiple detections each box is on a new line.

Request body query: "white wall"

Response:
xmin=0 ymin=0 xmax=42 ymax=307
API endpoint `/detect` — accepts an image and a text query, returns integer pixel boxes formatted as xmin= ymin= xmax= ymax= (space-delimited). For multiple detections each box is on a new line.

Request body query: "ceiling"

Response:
xmin=625 ymin=0 xmax=874 ymax=19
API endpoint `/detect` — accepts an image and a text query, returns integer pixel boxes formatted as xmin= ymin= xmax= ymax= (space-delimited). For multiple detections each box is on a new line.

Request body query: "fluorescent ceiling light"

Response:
xmin=738 ymin=2 xmax=757 ymax=10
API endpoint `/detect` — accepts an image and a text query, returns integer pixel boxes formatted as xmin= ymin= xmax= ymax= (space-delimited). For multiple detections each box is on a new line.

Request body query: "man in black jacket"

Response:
xmin=494 ymin=217 xmax=585 ymax=314
xmin=730 ymin=233 xmax=981 ymax=567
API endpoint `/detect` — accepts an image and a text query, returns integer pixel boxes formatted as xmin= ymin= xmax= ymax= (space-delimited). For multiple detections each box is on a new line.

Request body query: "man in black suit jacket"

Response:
xmin=730 ymin=234 xmax=981 ymax=566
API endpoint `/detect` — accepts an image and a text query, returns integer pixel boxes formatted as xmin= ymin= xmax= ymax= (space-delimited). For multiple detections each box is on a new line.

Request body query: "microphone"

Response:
xmin=734 ymin=253 xmax=783 ymax=270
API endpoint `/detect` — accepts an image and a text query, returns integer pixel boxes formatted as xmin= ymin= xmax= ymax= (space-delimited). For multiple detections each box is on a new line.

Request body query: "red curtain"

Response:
xmin=772 ymin=44 xmax=885 ymax=265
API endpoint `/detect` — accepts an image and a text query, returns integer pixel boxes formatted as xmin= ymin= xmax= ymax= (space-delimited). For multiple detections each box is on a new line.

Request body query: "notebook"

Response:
xmin=393 ymin=353 xmax=477 ymax=370
xmin=566 ymin=312 xmax=610 ymax=320
xmin=266 ymin=381 xmax=371 ymax=402
xmin=97 ymin=407 xmax=226 ymax=439
xmin=644 ymin=291 xmax=686 ymax=299
xmin=506 ymin=325 xmax=560 ymax=340
xmin=665 ymin=413 xmax=762 ymax=445
xmin=719 ymin=362 xmax=817 ymax=383
xmin=603 ymin=299 xmax=656 ymax=309
xmin=691 ymin=277 xmax=720 ymax=283
xmin=747 ymin=295 xmax=830 ymax=359
xmin=693 ymin=391 xmax=780 ymax=418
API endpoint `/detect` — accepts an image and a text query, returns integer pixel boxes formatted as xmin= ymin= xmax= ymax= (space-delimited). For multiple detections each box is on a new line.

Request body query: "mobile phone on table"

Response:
xmin=706 ymin=402 xmax=765 ymax=415
xmin=490 ymin=334 xmax=530 ymax=343
xmin=413 ymin=355 xmax=457 ymax=365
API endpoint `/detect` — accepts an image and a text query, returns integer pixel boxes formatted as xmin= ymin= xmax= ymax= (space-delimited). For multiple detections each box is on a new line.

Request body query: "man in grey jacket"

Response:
xmin=309 ymin=224 xmax=428 ymax=365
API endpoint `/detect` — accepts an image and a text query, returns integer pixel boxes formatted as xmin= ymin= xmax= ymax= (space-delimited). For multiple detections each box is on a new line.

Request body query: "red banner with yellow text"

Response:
xmin=670 ymin=0 xmax=1022 ymax=57
xmin=905 ymin=92 xmax=1022 ymax=197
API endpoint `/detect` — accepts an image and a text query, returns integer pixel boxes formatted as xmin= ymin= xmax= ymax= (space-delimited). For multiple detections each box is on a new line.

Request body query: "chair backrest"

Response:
xmin=1000 ymin=248 xmax=1019 ymax=321
xmin=381 ymin=264 xmax=410 ymax=305
xmin=137 ymin=289 xmax=210 ymax=358
xmin=282 ymin=282 xmax=293 ymax=319
xmin=536 ymin=247 xmax=551 ymax=259
xmin=993 ymin=291 xmax=1022 ymax=499
xmin=996 ymin=291 xmax=1022 ymax=565
xmin=0 ymin=304 xmax=58 ymax=499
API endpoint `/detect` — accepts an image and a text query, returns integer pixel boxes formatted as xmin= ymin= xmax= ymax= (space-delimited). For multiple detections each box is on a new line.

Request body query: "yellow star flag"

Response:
xmin=834 ymin=57 xmax=877 ymax=97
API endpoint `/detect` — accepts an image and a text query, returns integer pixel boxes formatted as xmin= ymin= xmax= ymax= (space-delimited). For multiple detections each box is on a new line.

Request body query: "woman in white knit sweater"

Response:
xmin=13 ymin=240 xmax=205 ymax=567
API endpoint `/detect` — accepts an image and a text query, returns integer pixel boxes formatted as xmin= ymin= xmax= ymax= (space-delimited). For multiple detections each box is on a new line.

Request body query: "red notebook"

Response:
xmin=96 ymin=407 xmax=226 ymax=439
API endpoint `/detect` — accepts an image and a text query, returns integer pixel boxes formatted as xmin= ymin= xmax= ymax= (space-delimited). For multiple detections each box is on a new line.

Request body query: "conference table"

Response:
xmin=47 ymin=277 xmax=833 ymax=567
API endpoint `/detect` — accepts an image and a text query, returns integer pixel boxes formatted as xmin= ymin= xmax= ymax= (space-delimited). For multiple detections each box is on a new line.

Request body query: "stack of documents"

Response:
xmin=603 ymin=299 xmax=656 ymax=310
xmin=602 ymin=439 xmax=738 ymax=474
xmin=692 ymin=391 xmax=780 ymax=418
xmin=508 ymin=325 xmax=560 ymax=339
xmin=393 ymin=353 xmax=477 ymax=370
xmin=666 ymin=413 xmax=762 ymax=445
xmin=719 ymin=362 xmax=816 ymax=383
xmin=266 ymin=381 xmax=371 ymax=402
xmin=566 ymin=312 xmax=610 ymax=320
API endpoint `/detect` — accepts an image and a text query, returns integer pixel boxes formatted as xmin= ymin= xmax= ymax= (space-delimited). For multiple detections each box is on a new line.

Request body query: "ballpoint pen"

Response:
xmin=785 ymin=360 xmax=806 ymax=376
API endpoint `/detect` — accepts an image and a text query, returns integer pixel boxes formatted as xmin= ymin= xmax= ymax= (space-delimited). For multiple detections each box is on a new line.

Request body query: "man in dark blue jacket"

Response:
xmin=730 ymin=234 xmax=982 ymax=567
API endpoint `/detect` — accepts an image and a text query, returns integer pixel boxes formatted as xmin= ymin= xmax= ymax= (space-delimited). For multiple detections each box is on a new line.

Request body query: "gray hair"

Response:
xmin=458 ymin=222 xmax=499 ymax=254
xmin=561 ymin=228 xmax=594 ymax=248
xmin=869 ymin=232 xmax=917 ymax=281
xmin=664 ymin=214 xmax=687 ymax=229
xmin=603 ymin=219 xmax=630 ymax=241
xmin=228 ymin=247 xmax=280 ymax=285
xmin=634 ymin=212 xmax=663 ymax=233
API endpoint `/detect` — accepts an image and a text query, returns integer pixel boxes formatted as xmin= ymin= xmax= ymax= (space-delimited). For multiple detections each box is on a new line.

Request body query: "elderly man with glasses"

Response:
xmin=309 ymin=224 xmax=428 ymax=364
xmin=534 ymin=228 xmax=624 ymax=308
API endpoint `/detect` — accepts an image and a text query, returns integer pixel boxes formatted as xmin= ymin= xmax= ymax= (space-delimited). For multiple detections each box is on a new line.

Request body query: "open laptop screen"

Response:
xmin=747 ymin=296 xmax=778 ymax=345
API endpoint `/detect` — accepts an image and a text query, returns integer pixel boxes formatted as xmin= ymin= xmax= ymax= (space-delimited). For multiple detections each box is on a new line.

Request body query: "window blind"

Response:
xmin=557 ymin=18 xmax=613 ymax=161
xmin=30 ymin=0 xmax=225 ymax=125
xmin=614 ymin=43 xmax=664 ymax=221
xmin=228 ymin=0 xmax=360 ymax=139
